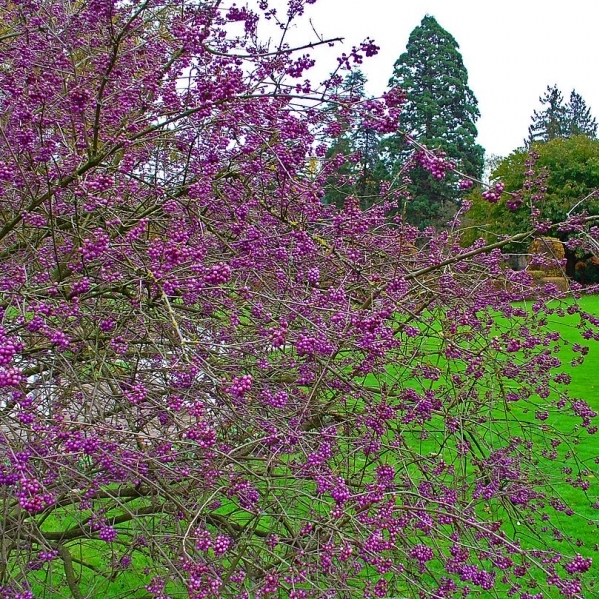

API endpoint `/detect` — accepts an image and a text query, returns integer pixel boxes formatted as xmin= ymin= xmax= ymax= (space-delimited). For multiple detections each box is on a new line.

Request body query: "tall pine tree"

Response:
xmin=384 ymin=15 xmax=484 ymax=227
xmin=324 ymin=71 xmax=384 ymax=209
xmin=527 ymin=85 xmax=567 ymax=144
xmin=565 ymin=90 xmax=597 ymax=137
xmin=526 ymin=86 xmax=597 ymax=143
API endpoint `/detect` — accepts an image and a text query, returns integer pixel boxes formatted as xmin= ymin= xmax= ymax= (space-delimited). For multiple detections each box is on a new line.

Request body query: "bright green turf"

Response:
xmin=516 ymin=295 xmax=599 ymax=596
xmin=21 ymin=296 xmax=599 ymax=598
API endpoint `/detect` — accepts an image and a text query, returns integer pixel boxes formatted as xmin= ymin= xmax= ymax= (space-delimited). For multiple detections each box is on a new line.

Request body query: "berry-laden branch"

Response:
xmin=0 ymin=1 xmax=597 ymax=598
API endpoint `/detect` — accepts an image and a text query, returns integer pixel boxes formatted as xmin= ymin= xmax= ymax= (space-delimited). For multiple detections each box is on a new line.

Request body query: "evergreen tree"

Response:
xmin=324 ymin=70 xmax=384 ymax=209
xmin=565 ymin=89 xmax=597 ymax=137
xmin=527 ymin=85 xmax=567 ymax=144
xmin=384 ymin=15 xmax=484 ymax=227
xmin=526 ymin=86 xmax=596 ymax=144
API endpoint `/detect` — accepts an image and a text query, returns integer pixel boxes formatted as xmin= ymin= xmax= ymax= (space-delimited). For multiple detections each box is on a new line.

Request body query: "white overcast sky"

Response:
xmin=260 ymin=0 xmax=599 ymax=159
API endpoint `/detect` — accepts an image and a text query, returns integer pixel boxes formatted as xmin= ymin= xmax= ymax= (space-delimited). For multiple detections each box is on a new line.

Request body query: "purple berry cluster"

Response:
xmin=564 ymin=554 xmax=592 ymax=575
xmin=0 ymin=366 xmax=23 ymax=388
xmin=458 ymin=178 xmax=474 ymax=190
xmin=16 ymin=478 xmax=54 ymax=514
xmin=414 ymin=149 xmax=455 ymax=179
xmin=0 ymin=327 xmax=20 ymax=366
xmin=81 ymin=230 xmax=110 ymax=261
xmin=227 ymin=374 xmax=252 ymax=399
xmin=204 ymin=262 xmax=231 ymax=285
xmin=482 ymin=181 xmax=505 ymax=203
xmin=268 ymin=321 xmax=288 ymax=349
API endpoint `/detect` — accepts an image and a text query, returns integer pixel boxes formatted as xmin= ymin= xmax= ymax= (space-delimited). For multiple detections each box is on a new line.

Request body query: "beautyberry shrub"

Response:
xmin=0 ymin=1 xmax=597 ymax=598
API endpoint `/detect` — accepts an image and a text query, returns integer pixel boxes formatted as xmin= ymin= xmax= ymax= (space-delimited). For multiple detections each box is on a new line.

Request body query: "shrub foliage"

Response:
xmin=0 ymin=1 xmax=598 ymax=598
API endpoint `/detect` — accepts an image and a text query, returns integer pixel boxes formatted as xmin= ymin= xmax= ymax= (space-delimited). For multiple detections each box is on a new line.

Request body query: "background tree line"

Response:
xmin=325 ymin=15 xmax=598 ymax=242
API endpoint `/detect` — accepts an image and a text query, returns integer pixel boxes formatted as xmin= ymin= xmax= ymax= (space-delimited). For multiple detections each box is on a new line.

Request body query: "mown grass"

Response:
xmin=21 ymin=296 xmax=599 ymax=598
xmin=393 ymin=294 xmax=599 ymax=598
xmin=414 ymin=295 xmax=599 ymax=597
xmin=511 ymin=295 xmax=599 ymax=595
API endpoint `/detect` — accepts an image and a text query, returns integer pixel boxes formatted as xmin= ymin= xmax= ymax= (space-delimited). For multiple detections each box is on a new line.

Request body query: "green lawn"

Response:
xmin=513 ymin=295 xmax=599 ymax=595
xmin=343 ymin=294 xmax=599 ymax=598
xmin=22 ymin=296 xmax=599 ymax=598
xmin=397 ymin=294 xmax=599 ymax=597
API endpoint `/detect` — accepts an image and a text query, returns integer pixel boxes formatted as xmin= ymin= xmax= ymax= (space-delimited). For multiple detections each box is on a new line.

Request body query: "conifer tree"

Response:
xmin=385 ymin=15 xmax=484 ymax=226
xmin=526 ymin=86 xmax=597 ymax=143
xmin=565 ymin=89 xmax=597 ymax=137
xmin=324 ymin=71 xmax=384 ymax=209
xmin=527 ymin=85 xmax=567 ymax=144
